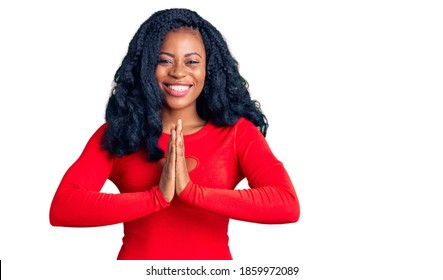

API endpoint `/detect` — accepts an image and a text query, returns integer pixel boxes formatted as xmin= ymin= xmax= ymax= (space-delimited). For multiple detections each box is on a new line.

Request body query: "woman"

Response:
xmin=49 ymin=8 xmax=300 ymax=260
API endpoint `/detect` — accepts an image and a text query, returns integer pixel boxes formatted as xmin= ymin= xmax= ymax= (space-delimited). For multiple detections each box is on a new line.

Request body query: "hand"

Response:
xmin=158 ymin=126 xmax=176 ymax=202
xmin=175 ymin=119 xmax=190 ymax=195
xmin=158 ymin=119 xmax=190 ymax=201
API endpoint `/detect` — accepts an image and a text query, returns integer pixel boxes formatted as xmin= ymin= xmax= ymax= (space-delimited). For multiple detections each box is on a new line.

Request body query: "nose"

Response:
xmin=169 ymin=63 xmax=186 ymax=79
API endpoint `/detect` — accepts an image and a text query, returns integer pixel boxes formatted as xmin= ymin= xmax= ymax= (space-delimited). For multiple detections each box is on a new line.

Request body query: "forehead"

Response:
xmin=161 ymin=28 xmax=205 ymax=48
xmin=170 ymin=26 xmax=201 ymax=36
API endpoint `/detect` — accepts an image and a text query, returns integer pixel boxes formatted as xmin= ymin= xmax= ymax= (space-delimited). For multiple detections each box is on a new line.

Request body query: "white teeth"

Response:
xmin=168 ymin=85 xmax=189 ymax=92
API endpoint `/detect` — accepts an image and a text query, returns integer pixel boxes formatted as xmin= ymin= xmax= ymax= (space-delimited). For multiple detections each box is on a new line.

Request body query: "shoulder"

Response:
xmin=231 ymin=117 xmax=266 ymax=148
xmin=72 ymin=123 xmax=114 ymax=163
xmin=90 ymin=123 xmax=108 ymax=140
xmin=204 ymin=117 xmax=257 ymax=135
xmin=202 ymin=118 xmax=262 ymax=144
xmin=233 ymin=117 xmax=262 ymax=137
xmin=82 ymin=123 xmax=108 ymax=150
xmin=232 ymin=118 xmax=274 ymax=158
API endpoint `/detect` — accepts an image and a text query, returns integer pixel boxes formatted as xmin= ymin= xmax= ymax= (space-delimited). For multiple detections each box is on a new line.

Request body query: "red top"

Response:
xmin=49 ymin=118 xmax=300 ymax=260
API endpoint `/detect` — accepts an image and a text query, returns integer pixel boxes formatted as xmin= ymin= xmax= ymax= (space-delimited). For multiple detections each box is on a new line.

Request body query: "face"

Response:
xmin=155 ymin=28 xmax=206 ymax=112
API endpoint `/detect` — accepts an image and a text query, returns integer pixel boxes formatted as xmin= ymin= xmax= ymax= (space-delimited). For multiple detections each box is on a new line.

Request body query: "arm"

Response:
xmin=49 ymin=124 xmax=170 ymax=227
xmin=177 ymin=119 xmax=300 ymax=224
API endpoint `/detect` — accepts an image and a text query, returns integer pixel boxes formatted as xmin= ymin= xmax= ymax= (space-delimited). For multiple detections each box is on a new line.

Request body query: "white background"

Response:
xmin=1 ymin=0 xmax=442 ymax=279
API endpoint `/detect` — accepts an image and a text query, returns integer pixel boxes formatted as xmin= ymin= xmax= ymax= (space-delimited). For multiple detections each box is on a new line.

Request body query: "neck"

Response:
xmin=161 ymin=107 xmax=206 ymax=135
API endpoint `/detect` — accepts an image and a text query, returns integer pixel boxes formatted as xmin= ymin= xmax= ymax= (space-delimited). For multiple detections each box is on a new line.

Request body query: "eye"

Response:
xmin=186 ymin=60 xmax=200 ymax=65
xmin=157 ymin=59 xmax=172 ymax=65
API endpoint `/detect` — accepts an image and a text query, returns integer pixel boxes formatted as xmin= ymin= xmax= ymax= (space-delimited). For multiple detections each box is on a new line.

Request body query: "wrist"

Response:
xmin=176 ymin=180 xmax=189 ymax=196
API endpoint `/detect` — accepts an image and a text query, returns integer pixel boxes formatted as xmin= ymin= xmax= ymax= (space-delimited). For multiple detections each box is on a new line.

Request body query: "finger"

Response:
xmin=177 ymin=119 xmax=182 ymax=132
xmin=176 ymin=119 xmax=184 ymax=156
xmin=176 ymin=119 xmax=183 ymax=140
xmin=163 ymin=128 xmax=176 ymax=175
xmin=164 ymin=127 xmax=173 ymax=163
xmin=171 ymin=128 xmax=177 ymax=163
xmin=159 ymin=128 xmax=176 ymax=202
xmin=165 ymin=128 xmax=173 ymax=158
xmin=175 ymin=121 xmax=189 ymax=195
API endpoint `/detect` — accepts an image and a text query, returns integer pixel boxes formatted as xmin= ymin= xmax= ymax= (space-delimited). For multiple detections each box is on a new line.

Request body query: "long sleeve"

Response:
xmin=178 ymin=119 xmax=300 ymax=224
xmin=49 ymin=124 xmax=170 ymax=227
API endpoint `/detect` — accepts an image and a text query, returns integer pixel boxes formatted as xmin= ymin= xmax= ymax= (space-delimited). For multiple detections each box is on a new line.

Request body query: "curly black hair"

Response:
xmin=102 ymin=8 xmax=268 ymax=161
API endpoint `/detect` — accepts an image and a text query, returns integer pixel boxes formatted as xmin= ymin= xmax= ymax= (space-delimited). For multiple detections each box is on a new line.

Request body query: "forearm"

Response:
xmin=50 ymin=185 xmax=169 ymax=227
xmin=178 ymin=181 xmax=299 ymax=224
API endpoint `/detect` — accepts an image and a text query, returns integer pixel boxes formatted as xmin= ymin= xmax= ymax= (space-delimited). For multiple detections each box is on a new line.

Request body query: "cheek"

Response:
xmin=154 ymin=69 xmax=166 ymax=89
xmin=196 ymin=68 xmax=206 ymax=84
xmin=154 ymin=68 xmax=161 ymax=81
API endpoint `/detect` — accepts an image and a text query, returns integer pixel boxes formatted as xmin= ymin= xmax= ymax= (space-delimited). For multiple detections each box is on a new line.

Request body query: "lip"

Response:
xmin=164 ymin=83 xmax=192 ymax=97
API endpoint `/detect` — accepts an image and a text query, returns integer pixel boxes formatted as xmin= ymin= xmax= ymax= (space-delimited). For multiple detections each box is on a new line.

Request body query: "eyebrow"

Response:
xmin=159 ymin=51 xmax=202 ymax=58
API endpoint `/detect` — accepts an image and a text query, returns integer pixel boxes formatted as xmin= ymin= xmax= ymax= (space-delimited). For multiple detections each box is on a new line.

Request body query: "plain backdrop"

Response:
xmin=1 ymin=0 xmax=442 ymax=279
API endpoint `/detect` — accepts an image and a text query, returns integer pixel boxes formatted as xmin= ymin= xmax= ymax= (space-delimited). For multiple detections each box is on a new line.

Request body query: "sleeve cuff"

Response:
xmin=153 ymin=186 xmax=171 ymax=208
xmin=177 ymin=180 xmax=195 ymax=203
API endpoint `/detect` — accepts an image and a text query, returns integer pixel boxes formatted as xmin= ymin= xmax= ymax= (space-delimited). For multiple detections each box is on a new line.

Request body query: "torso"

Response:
xmin=109 ymin=121 xmax=244 ymax=259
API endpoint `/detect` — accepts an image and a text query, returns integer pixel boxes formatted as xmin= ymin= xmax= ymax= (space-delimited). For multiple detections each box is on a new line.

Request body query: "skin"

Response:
xmin=155 ymin=28 xmax=207 ymax=202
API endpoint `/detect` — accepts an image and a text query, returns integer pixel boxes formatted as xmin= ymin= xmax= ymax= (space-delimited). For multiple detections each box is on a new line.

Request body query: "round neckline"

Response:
xmin=161 ymin=120 xmax=212 ymax=140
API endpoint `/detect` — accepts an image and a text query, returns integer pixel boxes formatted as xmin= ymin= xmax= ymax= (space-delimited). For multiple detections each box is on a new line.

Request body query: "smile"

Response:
xmin=165 ymin=84 xmax=192 ymax=97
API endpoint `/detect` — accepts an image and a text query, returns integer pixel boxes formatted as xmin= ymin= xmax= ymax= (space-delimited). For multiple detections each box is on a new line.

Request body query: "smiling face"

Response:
xmin=155 ymin=28 xmax=206 ymax=114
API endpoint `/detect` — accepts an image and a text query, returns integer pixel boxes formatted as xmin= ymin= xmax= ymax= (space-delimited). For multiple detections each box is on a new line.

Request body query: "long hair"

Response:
xmin=102 ymin=8 xmax=268 ymax=161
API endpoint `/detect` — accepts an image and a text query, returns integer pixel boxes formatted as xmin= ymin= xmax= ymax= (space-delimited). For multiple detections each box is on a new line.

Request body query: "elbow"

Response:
xmin=49 ymin=205 xmax=61 ymax=226
xmin=49 ymin=199 xmax=66 ymax=226
xmin=49 ymin=188 xmax=75 ymax=227
xmin=286 ymin=195 xmax=300 ymax=223
xmin=49 ymin=218 xmax=59 ymax=227
xmin=288 ymin=203 xmax=300 ymax=223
